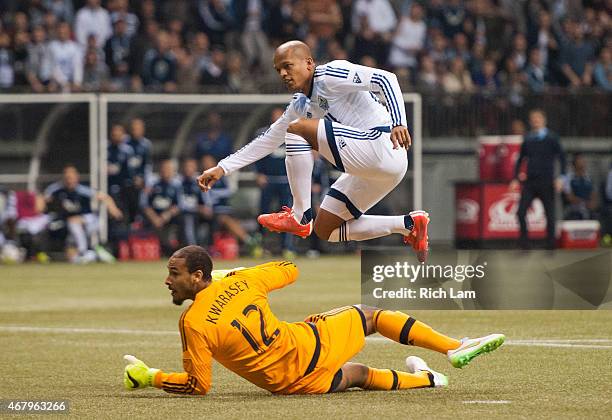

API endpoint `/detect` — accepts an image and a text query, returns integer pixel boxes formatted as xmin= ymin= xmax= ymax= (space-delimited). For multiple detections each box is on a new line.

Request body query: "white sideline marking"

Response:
xmin=463 ymin=400 xmax=511 ymax=404
xmin=2 ymin=326 xmax=612 ymax=349
xmin=0 ymin=325 xmax=178 ymax=335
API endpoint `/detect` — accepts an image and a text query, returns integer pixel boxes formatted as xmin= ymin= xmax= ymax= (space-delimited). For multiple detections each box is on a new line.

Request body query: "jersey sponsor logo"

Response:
xmin=205 ymin=280 xmax=250 ymax=324
xmin=353 ymin=72 xmax=362 ymax=84
xmin=338 ymin=139 xmax=347 ymax=149
xmin=318 ymin=96 xmax=329 ymax=111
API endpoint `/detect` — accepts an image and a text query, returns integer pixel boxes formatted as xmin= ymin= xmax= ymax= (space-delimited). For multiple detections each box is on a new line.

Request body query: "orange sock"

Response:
xmin=364 ymin=367 xmax=434 ymax=390
xmin=374 ymin=310 xmax=460 ymax=353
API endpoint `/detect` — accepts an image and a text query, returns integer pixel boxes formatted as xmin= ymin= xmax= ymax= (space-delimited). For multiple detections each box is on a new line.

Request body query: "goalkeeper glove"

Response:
xmin=123 ymin=355 xmax=160 ymax=390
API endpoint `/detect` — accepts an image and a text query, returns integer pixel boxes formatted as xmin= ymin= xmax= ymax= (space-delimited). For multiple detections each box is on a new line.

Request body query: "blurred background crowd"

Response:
xmin=0 ymin=0 xmax=610 ymax=94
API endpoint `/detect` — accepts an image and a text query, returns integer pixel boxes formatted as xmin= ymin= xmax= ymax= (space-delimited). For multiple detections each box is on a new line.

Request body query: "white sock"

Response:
xmin=285 ymin=133 xmax=313 ymax=224
xmin=68 ymin=221 xmax=89 ymax=253
xmin=328 ymin=215 xmax=410 ymax=242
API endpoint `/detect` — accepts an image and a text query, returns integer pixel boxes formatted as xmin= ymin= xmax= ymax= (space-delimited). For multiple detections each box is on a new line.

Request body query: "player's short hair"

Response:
xmin=173 ymin=245 xmax=213 ymax=280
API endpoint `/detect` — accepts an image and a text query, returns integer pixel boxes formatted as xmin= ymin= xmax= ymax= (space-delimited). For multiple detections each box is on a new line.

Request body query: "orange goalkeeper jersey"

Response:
xmin=153 ymin=261 xmax=320 ymax=395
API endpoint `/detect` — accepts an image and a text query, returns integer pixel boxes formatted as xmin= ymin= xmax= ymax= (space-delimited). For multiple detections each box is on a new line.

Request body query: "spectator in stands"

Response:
xmin=74 ymin=0 xmax=112 ymax=49
xmin=499 ymin=56 xmax=527 ymax=105
xmin=451 ymin=32 xmax=472 ymax=64
xmin=142 ymin=159 xmax=181 ymax=256
xmin=12 ymin=30 xmax=30 ymax=88
xmin=473 ymin=58 xmax=501 ymax=94
xmin=440 ymin=0 xmax=468 ymax=38
xmin=82 ymin=47 xmax=111 ymax=92
xmin=511 ymin=109 xmax=566 ymax=250
xmin=190 ymin=32 xmax=211 ymax=70
xmin=107 ymin=123 xmax=134 ymax=210
xmin=110 ymin=0 xmax=139 ymax=39
xmin=593 ymin=46 xmax=612 ymax=92
xmin=560 ymin=20 xmax=595 ymax=88
xmin=352 ymin=0 xmax=397 ymax=64
xmin=195 ymin=112 xmax=233 ymax=162
xmin=200 ymin=46 xmax=228 ymax=90
xmin=179 ymin=157 xmax=211 ymax=246
xmin=195 ymin=0 xmax=235 ymax=47
xmin=201 ymin=155 xmax=260 ymax=256
xmin=104 ymin=16 xmax=132 ymax=91
xmin=563 ymin=154 xmax=597 ymax=220
xmin=416 ymin=54 xmax=441 ymax=92
xmin=527 ymin=10 xmax=559 ymax=74
xmin=128 ymin=20 xmax=159 ymax=90
xmin=45 ymin=164 xmax=121 ymax=263
xmin=443 ymin=56 xmax=474 ymax=94
xmin=525 ymin=48 xmax=549 ymax=92
xmin=49 ymin=22 xmax=82 ymax=92
xmin=234 ymin=0 xmax=272 ymax=72
xmin=43 ymin=0 xmax=74 ymax=24
xmin=506 ymin=33 xmax=529 ymax=70
xmin=140 ymin=30 xmax=177 ymax=92
xmin=388 ymin=2 xmax=426 ymax=73
xmin=429 ymin=31 xmax=453 ymax=66
xmin=226 ymin=51 xmax=255 ymax=93
xmin=255 ymin=108 xmax=294 ymax=258
xmin=0 ymin=31 xmax=14 ymax=89
xmin=26 ymin=25 xmax=54 ymax=92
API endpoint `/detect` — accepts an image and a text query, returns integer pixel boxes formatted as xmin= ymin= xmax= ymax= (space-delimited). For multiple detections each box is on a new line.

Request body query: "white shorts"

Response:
xmin=317 ymin=120 xmax=408 ymax=220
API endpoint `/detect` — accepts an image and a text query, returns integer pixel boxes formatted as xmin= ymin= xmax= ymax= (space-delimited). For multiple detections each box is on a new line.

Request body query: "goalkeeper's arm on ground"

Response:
xmin=124 ymin=322 xmax=213 ymax=395
xmin=124 ymin=354 xmax=211 ymax=395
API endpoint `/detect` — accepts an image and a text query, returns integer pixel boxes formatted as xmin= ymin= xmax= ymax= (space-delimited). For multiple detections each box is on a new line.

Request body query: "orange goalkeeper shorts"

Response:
xmin=283 ymin=305 xmax=367 ymax=394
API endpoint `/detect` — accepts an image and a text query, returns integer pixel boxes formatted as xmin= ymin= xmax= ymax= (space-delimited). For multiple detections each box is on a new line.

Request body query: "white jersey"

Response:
xmin=49 ymin=40 xmax=83 ymax=85
xmin=218 ymin=60 xmax=407 ymax=174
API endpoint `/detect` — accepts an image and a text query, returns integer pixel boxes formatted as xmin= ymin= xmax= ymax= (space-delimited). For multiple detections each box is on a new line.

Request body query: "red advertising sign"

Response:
xmin=456 ymin=183 xmax=547 ymax=241
xmin=482 ymin=184 xmax=546 ymax=239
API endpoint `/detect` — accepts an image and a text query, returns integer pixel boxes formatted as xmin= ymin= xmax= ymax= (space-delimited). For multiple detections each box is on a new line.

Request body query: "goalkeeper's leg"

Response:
xmin=329 ymin=361 xmax=446 ymax=392
xmin=357 ymin=305 xmax=505 ymax=369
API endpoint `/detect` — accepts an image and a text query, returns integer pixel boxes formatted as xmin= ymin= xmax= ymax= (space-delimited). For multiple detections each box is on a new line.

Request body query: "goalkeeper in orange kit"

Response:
xmin=123 ymin=245 xmax=504 ymax=395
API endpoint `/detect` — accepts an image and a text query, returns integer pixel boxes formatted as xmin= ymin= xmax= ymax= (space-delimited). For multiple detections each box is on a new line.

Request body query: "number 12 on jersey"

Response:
xmin=231 ymin=304 xmax=280 ymax=355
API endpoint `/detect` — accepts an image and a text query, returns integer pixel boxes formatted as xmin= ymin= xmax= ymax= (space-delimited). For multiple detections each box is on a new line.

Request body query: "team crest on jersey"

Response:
xmin=318 ymin=96 xmax=329 ymax=111
xmin=353 ymin=72 xmax=362 ymax=83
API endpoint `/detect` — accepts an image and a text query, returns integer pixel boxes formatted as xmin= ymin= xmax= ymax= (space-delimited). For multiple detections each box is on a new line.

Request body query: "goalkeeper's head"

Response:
xmin=165 ymin=245 xmax=213 ymax=305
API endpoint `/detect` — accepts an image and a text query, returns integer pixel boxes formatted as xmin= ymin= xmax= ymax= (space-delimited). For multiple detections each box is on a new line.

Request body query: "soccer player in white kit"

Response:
xmin=198 ymin=41 xmax=429 ymax=261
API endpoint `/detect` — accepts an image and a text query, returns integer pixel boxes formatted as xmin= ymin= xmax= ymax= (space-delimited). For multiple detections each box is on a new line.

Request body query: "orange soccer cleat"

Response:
xmin=403 ymin=210 xmax=430 ymax=263
xmin=257 ymin=206 xmax=313 ymax=238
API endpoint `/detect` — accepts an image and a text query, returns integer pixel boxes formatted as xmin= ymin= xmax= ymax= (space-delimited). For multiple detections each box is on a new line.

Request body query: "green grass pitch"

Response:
xmin=1 ymin=256 xmax=611 ymax=419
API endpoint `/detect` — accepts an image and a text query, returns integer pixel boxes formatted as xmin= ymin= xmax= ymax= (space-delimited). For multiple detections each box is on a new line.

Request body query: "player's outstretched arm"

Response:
xmin=123 ymin=355 xmax=209 ymax=395
xmin=248 ymin=261 xmax=299 ymax=293
xmin=206 ymin=104 xmax=300 ymax=181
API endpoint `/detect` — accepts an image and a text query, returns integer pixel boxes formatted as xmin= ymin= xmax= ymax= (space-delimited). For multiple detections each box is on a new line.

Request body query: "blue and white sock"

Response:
xmin=328 ymin=215 xmax=411 ymax=242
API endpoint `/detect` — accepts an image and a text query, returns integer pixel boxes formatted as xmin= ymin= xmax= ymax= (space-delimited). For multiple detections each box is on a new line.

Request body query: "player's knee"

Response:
xmin=313 ymin=219 xmax=332 ymax=240
xmin=287 ymin=119 xmax=306 ymax=136
xmin=345 ymin=363 xmax=370 ymax=389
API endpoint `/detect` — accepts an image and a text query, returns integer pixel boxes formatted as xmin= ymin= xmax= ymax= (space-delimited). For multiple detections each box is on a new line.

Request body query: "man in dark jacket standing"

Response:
xmin=510 ymin=109 xmax=566 ymax=249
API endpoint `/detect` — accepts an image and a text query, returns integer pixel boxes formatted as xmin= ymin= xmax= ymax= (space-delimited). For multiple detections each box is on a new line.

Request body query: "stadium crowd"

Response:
xmin=0 ymin=0 xmax=610 ymax=94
